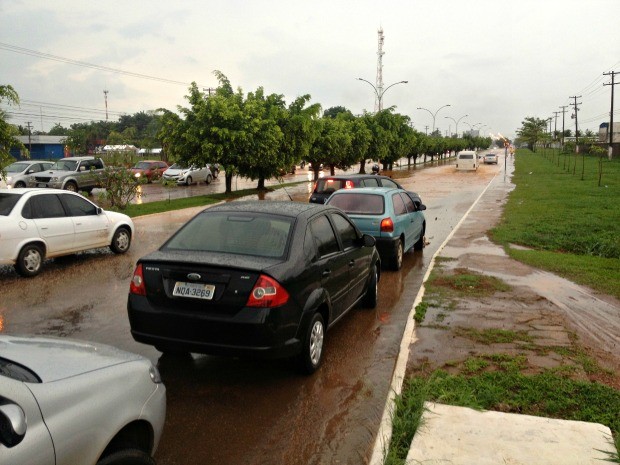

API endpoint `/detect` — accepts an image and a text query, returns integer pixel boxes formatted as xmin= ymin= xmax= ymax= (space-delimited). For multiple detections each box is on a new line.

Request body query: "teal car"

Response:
xmin=326 ymin=187 xmax=426 ymax=270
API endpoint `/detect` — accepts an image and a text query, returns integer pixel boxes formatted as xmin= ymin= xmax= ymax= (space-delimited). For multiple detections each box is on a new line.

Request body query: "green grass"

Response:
xmin=426 ymin=267 xmax=511 ymax=298
xmin=491 ymin=149 xmax=620 ymax=298
xmin=385 ymin=367 xmax=620 ymax=465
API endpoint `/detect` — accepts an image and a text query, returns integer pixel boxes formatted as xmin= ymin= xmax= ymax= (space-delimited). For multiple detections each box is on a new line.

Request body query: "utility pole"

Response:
xmin=202 ymin=87 xmax=215 ymax=96
xmin=103 ymin=90 xmax=109 ymax=121
xmin=424 ymin=125 xmax=429 ymax=135
xmin=559 ymin=105 xmax=568 ymax=169
xmin=552 ymin=111 xmax=560 ymax=164
xmin=26 ymin=121 xmax=33 ymax=153
xmin=603 ymin=71 xmax=617 ymax=159
xmin=559 ymin=105 xmax=568 ymax=147
xmin=569 ymin=95 xmax=581 ymax=148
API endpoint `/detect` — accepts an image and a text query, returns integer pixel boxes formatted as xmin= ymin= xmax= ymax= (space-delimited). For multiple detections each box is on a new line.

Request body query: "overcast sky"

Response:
xmin=1 ymin=0 xmax=619 ymax=139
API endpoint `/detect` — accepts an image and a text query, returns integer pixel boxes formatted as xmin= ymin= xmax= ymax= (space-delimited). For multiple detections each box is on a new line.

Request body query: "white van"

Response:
xmin=456 ymin=150 xmax=478 ymax=171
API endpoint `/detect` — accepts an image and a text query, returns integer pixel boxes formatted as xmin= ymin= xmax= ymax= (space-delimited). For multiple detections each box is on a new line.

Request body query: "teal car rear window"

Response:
xmin=328 ymin=193 xmax=385 ymax=215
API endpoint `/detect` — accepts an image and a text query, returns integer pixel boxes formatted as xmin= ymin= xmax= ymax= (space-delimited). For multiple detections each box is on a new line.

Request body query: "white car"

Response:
xmin=0 ymin=160 xmax=54 ymax=189
xmin=0 ymin=334 xmax=166 ymax=465
xmin=161 ymin=163 xmax=214 ymax=185
xmin=0 ymin=188 xmax=134 ymax=277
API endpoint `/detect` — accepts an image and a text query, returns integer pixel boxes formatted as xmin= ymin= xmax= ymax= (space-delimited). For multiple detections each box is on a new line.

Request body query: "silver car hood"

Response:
xmin=0 ymin=335 xmax=142 ymax=383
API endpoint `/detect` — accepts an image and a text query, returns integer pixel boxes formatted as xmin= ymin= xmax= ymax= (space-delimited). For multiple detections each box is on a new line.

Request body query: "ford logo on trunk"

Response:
xmin=187 ymin=273 xmax=201 ymax=281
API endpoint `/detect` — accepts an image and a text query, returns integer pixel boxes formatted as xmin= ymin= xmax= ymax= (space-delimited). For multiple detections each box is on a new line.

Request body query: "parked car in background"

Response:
xmin=129 ymin=160 xmax=169 ymax=183
xmin=309 ymin=174 xmax=404 ymax=204
xmin=27 ymin=156 xmax=106 ymax=193
xmin=162 ymin=163 xmax=215 ymax=185
xmin=483 ymin=153 xmax=499 ymax=164
xmin=326 ymin=187 xmax=426 ymax=270
xmin=0 ymin=334 xmax=165 ymax=465
xmin=0 ymin=188 xmax=134 ymax=277
xmin=127 ymin=201 xmax=380 ymax=374
xmin=0 ymin=161 xmax=54 ymax=189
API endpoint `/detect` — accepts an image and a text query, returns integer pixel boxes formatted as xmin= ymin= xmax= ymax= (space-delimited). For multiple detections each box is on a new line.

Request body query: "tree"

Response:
xmin=48 ymin=123 xmax=69 ymax=136
xmin=1 ymin=85 xmax=27 ymax=173
xmin=516 ymin=117 xmax=547 ymax=151
xmin=323 ymin=106 xmax=353 ymax=119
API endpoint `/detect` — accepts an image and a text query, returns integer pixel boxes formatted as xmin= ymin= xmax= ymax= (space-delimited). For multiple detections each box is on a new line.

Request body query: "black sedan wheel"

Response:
xmin=299 ymin=313 xmax=325 ymax=374
xmin=363 ymin=265 xmax=378 ymax=308
xmin=15 ymin=244 xmax=44 ymax=277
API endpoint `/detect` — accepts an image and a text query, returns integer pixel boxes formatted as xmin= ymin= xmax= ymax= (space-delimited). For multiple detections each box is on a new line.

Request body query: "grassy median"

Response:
xmin=386 ymin=148 xmax=620 ymax=464
xmin=491 ymin=148 xmax=620 ymax=298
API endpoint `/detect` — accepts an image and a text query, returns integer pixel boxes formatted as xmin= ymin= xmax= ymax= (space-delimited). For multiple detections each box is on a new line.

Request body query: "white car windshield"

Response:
xmin=6 ymin=163 xmax=30 ymax=173
xmin=50 ymin=160 xmax=78 ymax=171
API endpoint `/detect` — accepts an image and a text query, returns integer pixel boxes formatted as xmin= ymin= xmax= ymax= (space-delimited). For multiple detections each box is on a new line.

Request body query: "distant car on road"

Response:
xmin=456 ymin=151 xmax=478 ymax=171
xmin=0 ymin=188 xmax=134 ymax=277
xmin=127 ymin=201 xmax=380 ymax=374
xmin=0 ymin=334 xmax=165 ymax=465
xmin=130 ymin=160 xmax=169 ymax=183
xmin=483 ymin=153 xmax=499 ymax=164
xmin=326 ymin=187 xmax=426 ymax=270
xmin=162 ymin=163 xmax=215 ymax=185
xmin=309 ymin=174 xmax=404 ymax=204
xmin=0 ymin=160 xmax=54 ymax=189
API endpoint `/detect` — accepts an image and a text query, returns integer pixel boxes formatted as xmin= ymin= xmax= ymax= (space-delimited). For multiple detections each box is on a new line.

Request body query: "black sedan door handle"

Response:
xmin=322 ymin=270 xmax=331 ymax=277
xmin=349 ymin=260 xmax=355 ymax=267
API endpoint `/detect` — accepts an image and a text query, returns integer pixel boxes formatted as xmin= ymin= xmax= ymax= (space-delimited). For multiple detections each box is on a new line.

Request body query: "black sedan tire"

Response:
xmin=15 ymin=243 xmax=44 ymax=277
xmin=299 ymin=313 xmax=325 ymax=374
xmin=110 ymin=227 xmax=131 ymax=254
xmin=97 ymin=448 xmax=155 ymax=465
xmin=363 ymin=265 xmax=378 ymax=308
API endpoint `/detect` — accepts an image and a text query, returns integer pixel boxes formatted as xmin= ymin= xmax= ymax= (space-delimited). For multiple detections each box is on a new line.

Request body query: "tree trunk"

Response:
xmin=359 ymin=159 xmax=366 ymax=174
xmin=330 ymin=164 xmax=335 ymax=175
xmin=225 ymin=173 xmax=233 ymax=193
xmin=257 ymin=176 xmax=266 ymax=190
xmin=312 ymin=166 xmax=321 ymax=181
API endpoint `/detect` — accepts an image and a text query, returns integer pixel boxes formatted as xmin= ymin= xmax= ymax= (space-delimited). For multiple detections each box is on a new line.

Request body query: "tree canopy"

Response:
xmin=1 ymin=85 xmax=28 ymax=173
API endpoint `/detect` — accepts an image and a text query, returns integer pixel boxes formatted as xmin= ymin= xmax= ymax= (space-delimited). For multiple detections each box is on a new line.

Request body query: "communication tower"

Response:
xmin=375 ymin=28 xmax=385 ymax=111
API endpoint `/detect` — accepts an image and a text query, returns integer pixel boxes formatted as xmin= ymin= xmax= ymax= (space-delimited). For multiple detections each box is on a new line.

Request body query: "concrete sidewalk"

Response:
xmin=407 ymin=402 xmax=616 ymax=465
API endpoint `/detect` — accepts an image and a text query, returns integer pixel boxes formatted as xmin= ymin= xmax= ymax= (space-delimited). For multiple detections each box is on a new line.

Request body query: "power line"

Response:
xmin=0 ymin=42 xmax=210 ymax=88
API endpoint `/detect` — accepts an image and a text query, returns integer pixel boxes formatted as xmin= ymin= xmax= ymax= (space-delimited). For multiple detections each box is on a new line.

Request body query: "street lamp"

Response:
xmin=444 ymin=114 xmax=468 ymax=137
xmin=416 ymin=104 xmax=451 ymax=133
xmin=356 ymin=78 xmax=408 ymax=112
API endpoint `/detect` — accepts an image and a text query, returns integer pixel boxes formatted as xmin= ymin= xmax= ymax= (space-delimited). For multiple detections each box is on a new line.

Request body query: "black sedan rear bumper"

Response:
xmin=127 ymin=295 xmax=304 ymax=359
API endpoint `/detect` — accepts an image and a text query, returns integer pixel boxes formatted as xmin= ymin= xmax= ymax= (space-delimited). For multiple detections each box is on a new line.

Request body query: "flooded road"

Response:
xmin=0 ymin=156 xmax=500 ymax=464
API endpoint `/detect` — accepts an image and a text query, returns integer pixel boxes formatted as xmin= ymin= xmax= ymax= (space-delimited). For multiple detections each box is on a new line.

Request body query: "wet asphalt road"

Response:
xmin=0 ymin=155 xmax=503 ymax=464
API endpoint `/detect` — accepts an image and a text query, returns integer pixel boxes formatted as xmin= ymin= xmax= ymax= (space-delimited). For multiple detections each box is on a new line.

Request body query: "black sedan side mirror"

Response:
xmin=362 ymin=234 xmax=376 ymax=248
xmin=0 ymin=403 xmax=27 ymax=448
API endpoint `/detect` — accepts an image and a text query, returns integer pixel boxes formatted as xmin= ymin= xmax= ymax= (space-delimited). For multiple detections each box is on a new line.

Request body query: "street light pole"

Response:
xmin=356 ymin=78 xmax=408 ymax=111
xmin=416 ymin=104 xmax=451 ymax=133
xmin=444 ymin=114 xmax=468 ymax=137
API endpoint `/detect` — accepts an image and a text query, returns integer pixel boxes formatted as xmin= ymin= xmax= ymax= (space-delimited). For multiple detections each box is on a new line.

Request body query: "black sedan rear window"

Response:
xmin=0 ymin=193 xmax=21 ymax=216
xmin=328 ymin=193 xmax=385 ymax=215
xmin=164 ymin=212 xmax=292 ymax=258
xmin=315 ymin=178 xmax=345 ymax=194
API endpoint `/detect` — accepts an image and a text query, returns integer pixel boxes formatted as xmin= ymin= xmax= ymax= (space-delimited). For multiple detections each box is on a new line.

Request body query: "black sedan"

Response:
xmin=127 ymin=201 xmax=380 ymax=374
